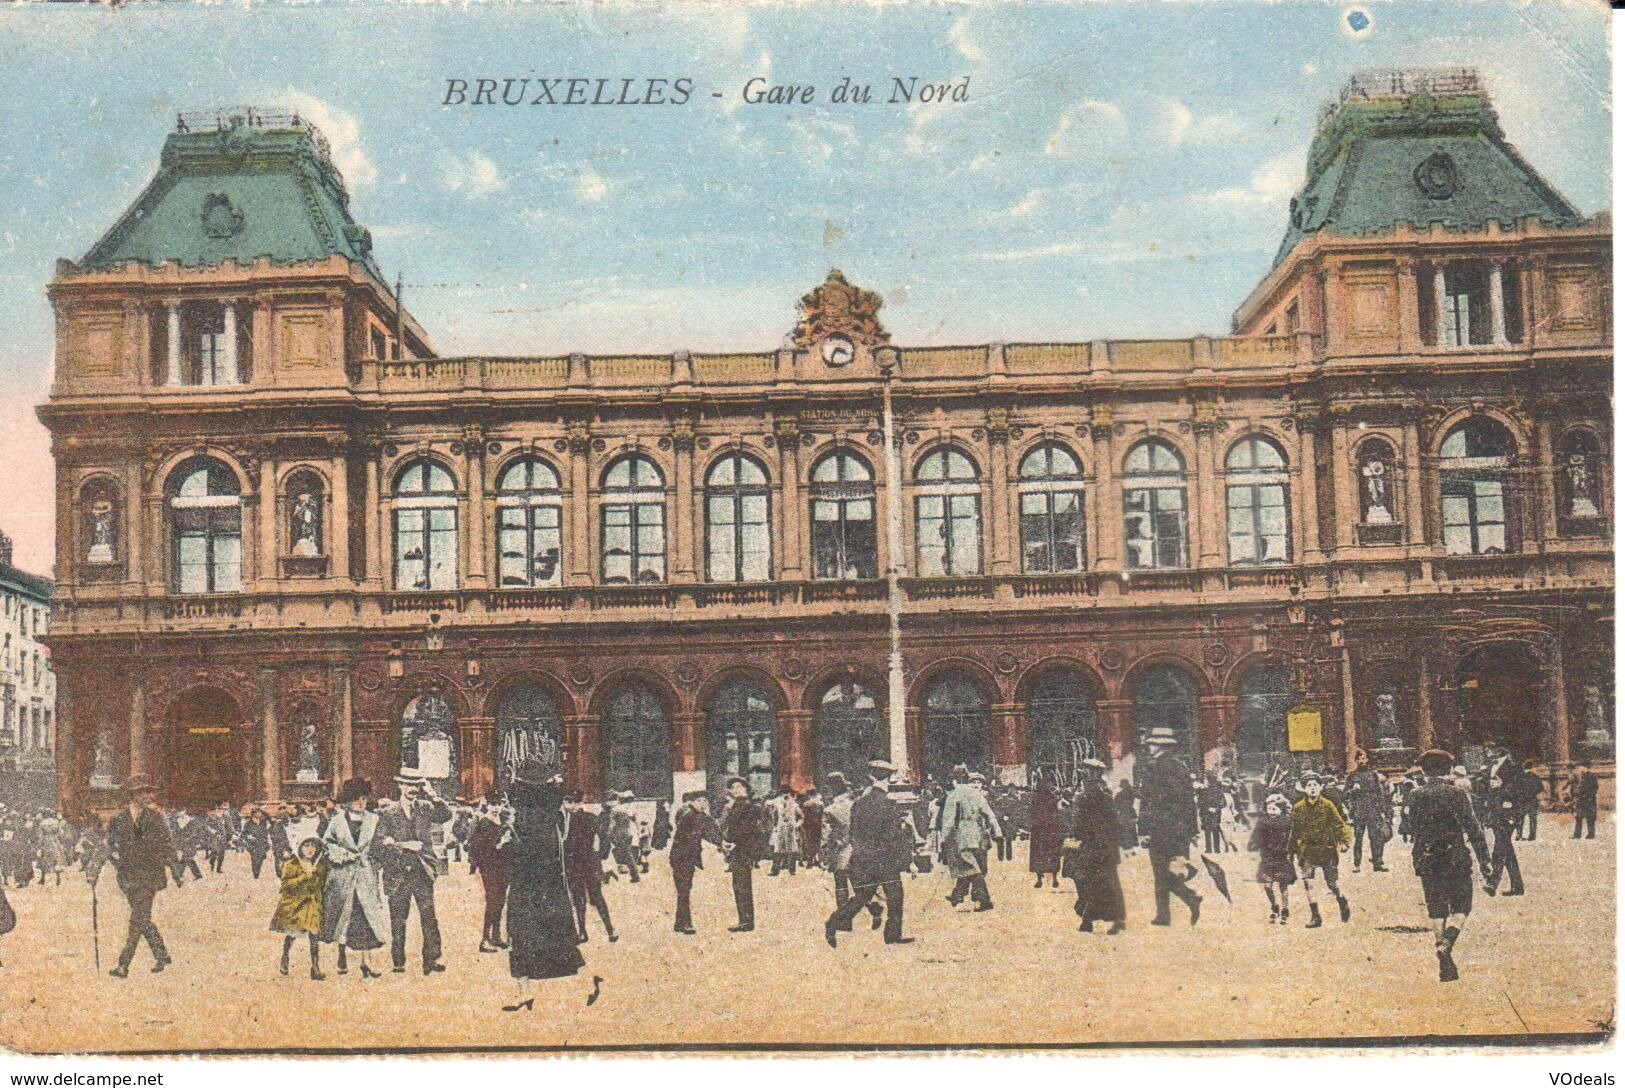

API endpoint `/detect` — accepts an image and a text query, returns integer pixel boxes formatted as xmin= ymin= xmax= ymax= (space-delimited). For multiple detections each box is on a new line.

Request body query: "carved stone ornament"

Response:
xmin=1414 ymin=151 xmax=1460 ymax=201
xmin=791 ymin=270 xmax=890 ymax=348
xmin=995 ymin=651 xmax=1020 ymax=675
xmin=568 ymin=663 xmax=593 ymax=688
xmin=674 ymin=661 xmax=700 ymax=685
xmin=781 ymin=657 xmax=807 ymax=681
xmin=1097 ymin=649 xmax=1124 ymax=672
xmin=201 ymin=193 xmax=245 ymax=239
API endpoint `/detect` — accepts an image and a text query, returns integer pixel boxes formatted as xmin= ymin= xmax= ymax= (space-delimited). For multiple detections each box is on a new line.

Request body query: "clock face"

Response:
xmin=821 ymin=335 xmax=855 ymax=367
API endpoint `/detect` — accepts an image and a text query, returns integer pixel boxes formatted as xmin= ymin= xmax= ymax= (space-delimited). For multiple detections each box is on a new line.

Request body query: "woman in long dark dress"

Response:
xmin=504 ymin=758 xmax=585 ymax=1007
xmin=1062 ymin=761 xmax=1125 ymax=933
xmin=1028 ymin=778 xmax=1064 ymax=888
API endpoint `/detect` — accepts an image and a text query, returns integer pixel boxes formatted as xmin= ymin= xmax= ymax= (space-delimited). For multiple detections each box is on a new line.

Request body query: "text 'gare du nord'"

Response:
xmin=37 ymin=68 xmax=1613 ymax=823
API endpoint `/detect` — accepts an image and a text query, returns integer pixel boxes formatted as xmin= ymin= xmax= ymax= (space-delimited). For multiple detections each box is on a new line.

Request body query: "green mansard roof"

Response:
xmin=81 ymin=108 xmax=382 ymax=278
xmin=1272 ymin=69 xmax=1581 ymax=266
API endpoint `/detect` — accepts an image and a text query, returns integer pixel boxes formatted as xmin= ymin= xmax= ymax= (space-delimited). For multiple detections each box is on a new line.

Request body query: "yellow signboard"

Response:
xmin=1286 ymin=706 xmax=1324 ymax=752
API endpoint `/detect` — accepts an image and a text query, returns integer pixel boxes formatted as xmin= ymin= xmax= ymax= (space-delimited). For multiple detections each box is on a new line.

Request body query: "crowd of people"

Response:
xmin=0 ymin=747 xmax=1606 ymax=990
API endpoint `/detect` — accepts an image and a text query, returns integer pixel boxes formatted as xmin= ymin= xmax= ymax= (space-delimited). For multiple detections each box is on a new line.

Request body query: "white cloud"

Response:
xmin=283 ymin=90 xmax=377 ymax=189
xmin=1153 ymin=97 xmax=1250 ymax=148
xmin=987 ymin=188 xmax=1044 ymax=220
xmin=949 ymin=14 xmax=986 ymax=66
xmin=1190 ymin=149 xmax=1304 ymax=211
xmin=1045 ymin=98 xmax=1126 ymax=158
xmin=576 ymin=167 xmax=609 ymax=203
xmin=439 ymin=151 xmax=506 ymax=195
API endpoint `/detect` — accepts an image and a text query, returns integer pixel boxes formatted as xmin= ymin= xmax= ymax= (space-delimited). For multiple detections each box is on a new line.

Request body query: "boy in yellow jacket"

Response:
xmin=1288 ymin=772 xmax=1353 ymax=929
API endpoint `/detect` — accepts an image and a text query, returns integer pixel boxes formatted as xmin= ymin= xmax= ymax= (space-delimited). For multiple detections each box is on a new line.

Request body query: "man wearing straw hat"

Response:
xmin=378 ymin=773 xmax=452 ymax=975
xmin=106 ymin=775 xmax=174 ymax=977
xmin=1138 ymin=726 xmax=1202 ymax=927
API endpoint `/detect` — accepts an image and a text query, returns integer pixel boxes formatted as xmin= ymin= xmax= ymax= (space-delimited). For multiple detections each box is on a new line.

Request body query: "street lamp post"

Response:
xmin=879 ymin=351 xmax=910 ymax=780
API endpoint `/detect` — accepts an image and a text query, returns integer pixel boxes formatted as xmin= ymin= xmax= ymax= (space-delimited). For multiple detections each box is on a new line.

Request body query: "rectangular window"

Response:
xmin=498 ymin=505 xmax=562 ymax=587
xmin=1124 ymin=488 xmax=1188 ymax=569
xmin=916 ymin=494 xmax=981 ymax=577
xmin=812 ymin=498 xmax=876 ymax=580
xmin=1442 ymin=479 xmax=1507 ymax=555
xmin=1227 ymin=484 xmax=1289 ymax=565
xmin=394 ymin=508 xmax=459 ymax=590
xmin=1021 ymin=490 xmax=1085 ymax=573
xmin=602 ymin=503 xmax=665 ymax=584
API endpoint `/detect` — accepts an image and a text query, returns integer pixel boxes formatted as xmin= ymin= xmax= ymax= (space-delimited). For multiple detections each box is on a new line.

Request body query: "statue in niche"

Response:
xmin=1374 ymin=692 xmax=1404 ymax=750
xmin=291 ymin=490 xmax=321 ymax=556
xmin=1582 ymin=683 xmax=1612 ymax=749
xmin=90 ymin=728 xmax=116 ymax=788
xmin=296 ymin=719 xmax=322 ymax=782
xmin=1361 ymin=459 xmax=1393 ymax=524
xmin=87 ymin=499 xmax=117 ymax=564
xmin=1568 ymin=454 xmax=1599 ymax=518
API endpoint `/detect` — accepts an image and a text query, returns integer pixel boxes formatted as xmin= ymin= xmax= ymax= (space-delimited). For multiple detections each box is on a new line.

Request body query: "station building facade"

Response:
xmin=40 ymin=76 xmax=1613 ymax=819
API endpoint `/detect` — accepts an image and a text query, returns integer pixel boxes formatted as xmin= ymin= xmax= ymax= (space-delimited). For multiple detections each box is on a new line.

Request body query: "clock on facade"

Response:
xmin=820 ymin=335 xmax=855 ymax=367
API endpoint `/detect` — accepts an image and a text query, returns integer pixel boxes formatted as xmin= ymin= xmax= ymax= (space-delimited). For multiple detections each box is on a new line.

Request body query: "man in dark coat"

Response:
xmin=720 ymin=777 xmax=766 ymax=932
xmin=1114 ymin=779 xmax=1140 ymax=853
xmin=562 ymin=794 xmax=617 ymax=942
xmin=241 ymin=809 xmax=271 ymax=879
xmin=107 ymin=776 xmax=174 ymax=977
xmin=1483 ymin=768 xmax=1524 ymax=897
xmin=1346 ymin=751 xmax=1392 ymax=872
xmin=1568 ymin=763 xmax=1599 ymax=839
xmin=824 ymin=761 xmax=915 ymax=947
xmin=377 ymin=775 xmax=453 ymax=974
xmin=1138 ymin=727 xmax=1202 ymax=927
xmin=670 ymin=789 xmax=720 ymax=934
xmin=1512 ymin=760 xmax=1544 ymax=841
xmin=1409 ymin=749 xmax=1492 ymax=982
xmin=467 ymin=801 xmax=512 ymax=952
xmin=1064 ymin=759 xmax=1125 ymax=933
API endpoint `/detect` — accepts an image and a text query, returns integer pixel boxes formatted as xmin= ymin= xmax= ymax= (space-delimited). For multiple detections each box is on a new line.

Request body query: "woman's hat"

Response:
xmin=1299 ymin=770 xmax=1323 ymax=785
xmin=1142 ymin=727 xmax=1181 ymax=747
xmin=296 ymin=836 xmax=323 ymax=856
xmin=336 ymin=777 xmax=372 ymax=805
xmin=682 ymin=790 xmax=707 ymax=803
xmin=1418 ymin=749 xmax=1455 ymax=777
xmin=867 ymin=760 xmax=898 ymax=778
xmin=1265 ymin=792 xmax=1289 ymax=808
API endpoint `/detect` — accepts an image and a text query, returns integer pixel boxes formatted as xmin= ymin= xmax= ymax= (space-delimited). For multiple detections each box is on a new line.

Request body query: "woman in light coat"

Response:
xmin=320 ymin=777 xmax=388 ymax=978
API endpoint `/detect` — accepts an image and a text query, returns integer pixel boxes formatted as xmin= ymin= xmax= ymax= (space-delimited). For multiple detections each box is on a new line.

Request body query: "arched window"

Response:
xmin=399 ymin=691 xmax=458 ymax=786
xmin=1355 ymin=437 xmax=1400 ymax=526
xmin=496 ymin=458 xmax=563 ymax=587
xmin=809 ymin=450 xmax=877 ymax=580
xmin=494 ymin=682 xmax=563 ymax=789
xmin=1236 ymin=665 xmax=1297 ymax=775
xmin=167 ymin=458 xmax=242 ymax=595
xmin=1132 ymin=664 xmax=1198 ymax=760
xmin=284 ymin=469 xmax=325 ymax=558
xmin=1122 ymin=440 xmax=1187 ymax=569
xmin=80 ymin=479 xmax=121 ymax=571
xmin=706 ymin=452 xmax=771 ymax=583
xmin=1557 ymin=429 xmax=1604 ymax=533
xmin=914 ymin=448 xmax=982 ymax=577
xmin=1027 ymin=667 xmax=1098 ymax=781
xmin=1440 ymin=419 xmax=1516 ymax=555
xmin=1225 ymin=436 xmax=1290 ymax=566
xmin=392 ymin=460 xmax=459 ymax=590
xmin=1018 ymin=443 xmax=1085 ymax=573
xmin=603 ymin=684 xmax=671 ymax=799
xmin=815 ymin=678 xmax=885 ymax=786
xmin=706 ymin=679 xmax=776 ymax=797
xmin=601 ymin=455 xmax=665 ymax=585
xmin=921 ymin=672 xmax=990 ymax=780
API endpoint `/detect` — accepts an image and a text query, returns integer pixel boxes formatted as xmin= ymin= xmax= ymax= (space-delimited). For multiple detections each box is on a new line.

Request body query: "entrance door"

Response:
xmin=1458 ymin=644 xmax=1543 ymax=763
xmin=169 ymin=688 xmax=245 ymax=811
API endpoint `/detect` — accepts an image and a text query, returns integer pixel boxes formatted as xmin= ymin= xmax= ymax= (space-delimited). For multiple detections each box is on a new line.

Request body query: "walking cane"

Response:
xmin=90 ymin=876 xmax=101 ymax=973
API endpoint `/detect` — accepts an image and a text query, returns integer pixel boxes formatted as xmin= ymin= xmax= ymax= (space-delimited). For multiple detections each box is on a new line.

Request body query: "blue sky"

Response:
xmin=0 ymin=1 xmax=1610 ymax=571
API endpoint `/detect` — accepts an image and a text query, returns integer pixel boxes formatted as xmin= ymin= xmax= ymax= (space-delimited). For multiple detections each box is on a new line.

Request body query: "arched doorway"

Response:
xmin=398 ymin=691 xmax=459 ymax=791
xmin=1027 ymin=667 xmax=1098 ymax=784
xmin=169 ymin=687 xmax=245 ymax=812
xmin=1236 ymin=665 xmax=1298 ymax=776
xmin=706 ymin=679 xmax=777 ymax=797
xmin=814 ymin=678 xmax=885 ymax=787
xmin=493 ymin=682 xmax=563 ymax=791
xmin=920 ymin=672 xmax=991 ymax=781
xmin=1457 ymin=643 xmax=1543 ymax=765
xmin=603 ymin=684 xmax=672 ymax=799
xmin=1132 ymin=664 xmax=1200 ymax=765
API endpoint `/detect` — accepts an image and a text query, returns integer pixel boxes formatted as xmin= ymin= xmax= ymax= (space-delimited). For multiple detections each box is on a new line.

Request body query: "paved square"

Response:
xmin=0 ymin=816 xmax=1612 ymax=1053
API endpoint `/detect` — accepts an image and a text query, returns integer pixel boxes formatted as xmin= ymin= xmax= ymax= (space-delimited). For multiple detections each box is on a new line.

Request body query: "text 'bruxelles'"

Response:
xmin=441 ymin=75 xmax=972 ymax=107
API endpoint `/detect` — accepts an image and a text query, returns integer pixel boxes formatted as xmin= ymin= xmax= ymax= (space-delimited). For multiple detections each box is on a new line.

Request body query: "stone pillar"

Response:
xmin=568 ymin=714 xmax=601 ymax=797
xmin=1192 ymin=415 xmax=1220 ymax=568
xmin=335 ymin=666 xmax=353 ymax=785
xmin=1402 ymin=414 xmax=1427 ymax=546
xmin=992 ymin=703 xmax=1024 ymax=784
xmin=778 ymin=709 xmax=814 ymax=792
xmin=567 ymin=429 xmax=593 ymax=587
xmin=260 ymin=667 xmax=280 ymax=801
xmin=166 ymin=303 xmax=182 ymax=386
xmin=1340 ymin=644 xmax=1359 ymax=772
xmin=672 ymin=711 xmax=704 ymax=774
xmin=1433 ymin=263 xmax=1449 ymax=347
xmin=222 ymin=302 xmax=239 ymax=384
xmin=775 ymin=420 xmax=803 ymax=579
xmin=1090 ymin=412 xmax=1119 ymax=571
xmin=672 ymin=427 xmax=697 ymax=581
xmin=1417 ymin=655 xmax=1434 ymax=752
xmin=363 ymin=448 xmax=384 ymax=590
xmin=1489 ymin=261 xmax=1508 ymax=348
xmin=1549 ymin=636 xmax=1572 ymax=768
xmin=1296 ymin=418 xmax=1324 ymax=563
xmin=258 ymin=458 xmax=277 ymax=585
xmin=986 ymin=422 xmax=1013 ymax=576
xmin=1531 ymin=414 xmax=1559 ymax=547
xmin=903 ymin=707 xmax=923 ymax=786
xmin=330 ymin=453 xmax=350 ymax=581
xmin=1330 ymin=421 xmax=1356 ymax=551
xmin=461 ymin=716 xmax=495 ymax=801
xmin=462 ymin=428 xmax=487 ymax=589
xmin=1397 ymin=259 xmax=1423 ymax=353
xmin=1203 ymin=694 xmax=1239 ymax=771
xmin=128 ymin=673 xmax=147 ymax=783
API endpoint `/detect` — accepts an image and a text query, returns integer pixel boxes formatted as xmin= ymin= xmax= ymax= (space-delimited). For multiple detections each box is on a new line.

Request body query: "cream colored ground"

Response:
xmin=0 ymin=815 xmax=1613 ymax=1053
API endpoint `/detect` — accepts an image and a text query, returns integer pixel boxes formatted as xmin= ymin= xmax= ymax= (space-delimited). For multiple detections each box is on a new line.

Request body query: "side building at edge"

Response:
xmin=39 ymin=74 xmax=1613 ymax=820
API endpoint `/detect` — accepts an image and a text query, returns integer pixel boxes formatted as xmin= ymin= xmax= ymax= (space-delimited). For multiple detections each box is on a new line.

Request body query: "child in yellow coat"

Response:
xmin=271 ymin=837 xmax=328 ymax=979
